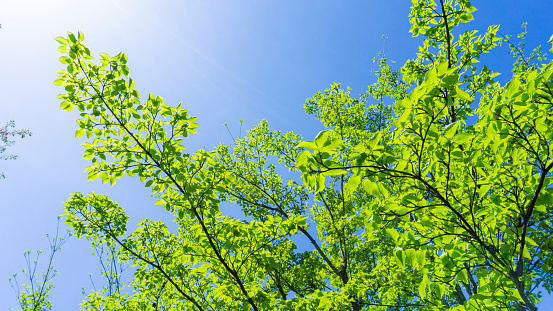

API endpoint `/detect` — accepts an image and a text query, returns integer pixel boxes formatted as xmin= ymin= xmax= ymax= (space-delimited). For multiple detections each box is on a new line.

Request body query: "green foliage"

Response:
xmin=10 ymin=219 xmax=70 ymax=311
xmin=296 ymin=1 xmax=553 ymax=310
xmin=504 ymin=23 xmax=549 ymax=76
xmin=18 ymin=1 xmax=553 ymax=310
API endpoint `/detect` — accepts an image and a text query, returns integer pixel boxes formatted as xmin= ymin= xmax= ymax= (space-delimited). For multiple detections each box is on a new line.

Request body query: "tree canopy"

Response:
xmin=12 ymin=0 xmax=553 ymax=310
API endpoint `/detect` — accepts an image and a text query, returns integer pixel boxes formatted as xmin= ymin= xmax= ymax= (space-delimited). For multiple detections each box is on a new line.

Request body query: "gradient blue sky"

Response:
xmin=1 ymin=0 xmax=552 ymax=309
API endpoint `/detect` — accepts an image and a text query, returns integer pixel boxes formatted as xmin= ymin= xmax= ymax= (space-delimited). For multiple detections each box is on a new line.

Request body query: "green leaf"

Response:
xmin=419 ymin=274 xmax=429 ymax=299
xmin=394 ymin=250 xmax=405 ymax=268
xmin=99 ymin=52 xmax=110 ymax=60
xmin=54 ymin=36 xmax=69 ymax=45
xmin=59 ymin=56 xmax=72 ymax=64
xmin=314 ymin=130 xmax=330 ymax=147
xmin=459 ymin=13 xmax=474 ymax=23
xmin=453 ymin=87 xmax=472 ymax=101
xmin=321 ymin=137 xmax=343 ymax=152
xmin=386 ymin=228 xmax=400 ymax=241
xmin=467 ymin=5 xmax=478 ymax=13
xmin=522 ymin=246 xmax=532 ymax=259
xmin=415 ymin=251 xmax=426 ymax=266
xmin=377 ymin=183 xmax=389 ymax=197
xmin=525 ymin=236 xmax=538 ymax=247
xmin=442 ymin=74 xmax=459 ymax=87
xmin=444 ymin=121 xmax=460 ymax=139
xmin=57 ymin=46 xmax=70 ymax=53
xmin=314 ymin=174 xmax=325 ymax=193
xmin=397 ymin=108 xmax=411 ymax=125
xmin=296 ymin=141 xmax=317 ymax=150
xmin=87 ymin=171 xmax=98 ymax=181
xmin=454 ymin=132 xmax=472 ymax=144
xmin=321 ymin=169 xmax=347 ymax=176
xmin=506 ymin=79 xmax=521 ymax=97
xmin=362 ymin=179 xmax=380 ymax=197
xmin=347 ymin=175 xmax=361 ymax=193
xmin=67 ymin=32 xmax=77 ymax=44
xmin=295 ymin=150 xmax=311 ymax=169
xmin=98 ymin=171 xmax=109 ymax=182
xmin=62 ymin=103 xmax=73 ymax=111
xmin=75 ymin=129 xmax=85 ymax=138
xmin=405 ymin=249 xmax=417 ymax=266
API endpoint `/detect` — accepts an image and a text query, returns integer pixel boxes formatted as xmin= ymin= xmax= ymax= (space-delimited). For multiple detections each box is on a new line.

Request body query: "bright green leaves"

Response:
xmin=213 ymin=120 xmax=309 ymax=221
xmin=405 ymin=0 xmax=503 ymax=91
xmin=295 ymin=130 xmax=347 ymax=192
xmin=75 ymin=128 xmax=85 ymax=138
xmin=296 ymin=140 xmax=316 ymax=150
xmin=402 ymin=249 xmax=426 ymax=269
xmin=300 ymin=173 xmax=326 ymax=194
xmin=346 ymin=174 xmax=361 ymax=194
xmin=55 ymin=31 xmax=200 ymax=194
xmin=296 ymin=2 xmax=553 ymax=308
xmin=63 ymin=193 xmax=129 ymax=245
xmin=314 ymin=130 xmax=331 ymax=147
xmin=409 ymin=0 xmax=476 ymax=39
xmin=452 ymin=86 xmax=472 ymax=102
xmin=67 ymin=32 xmax=78 ymax=44
xmin=54 ymin=36 xmax=68 ymax=45
xmin=362 ymin=179 xmax=387 ymax=198
xmin=443 ymin=121 xmax=460 ymax=139
xmin=59 ymin=56 xmax=71 ymax=64
xmin=386 ymin=228 xmax=400 ymax=242
xmin=78 ymin=30 xmax=85 ymax=42
xmin=50 ymin=2 xmax=553 ymax=310
xmin=304 ymin=82 xmax=393 ymax=146
xmin=297 ymin=129 xmax=344 ymax=153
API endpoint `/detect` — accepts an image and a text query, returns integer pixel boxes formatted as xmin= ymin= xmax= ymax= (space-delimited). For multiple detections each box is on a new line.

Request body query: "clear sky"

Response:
xmin=1 ymin=0 xmax=552 ymax=309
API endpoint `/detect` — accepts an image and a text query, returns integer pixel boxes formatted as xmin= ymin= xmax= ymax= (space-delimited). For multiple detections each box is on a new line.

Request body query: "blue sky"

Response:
xmin=1 ymin=0 xmax=552 ymax=309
